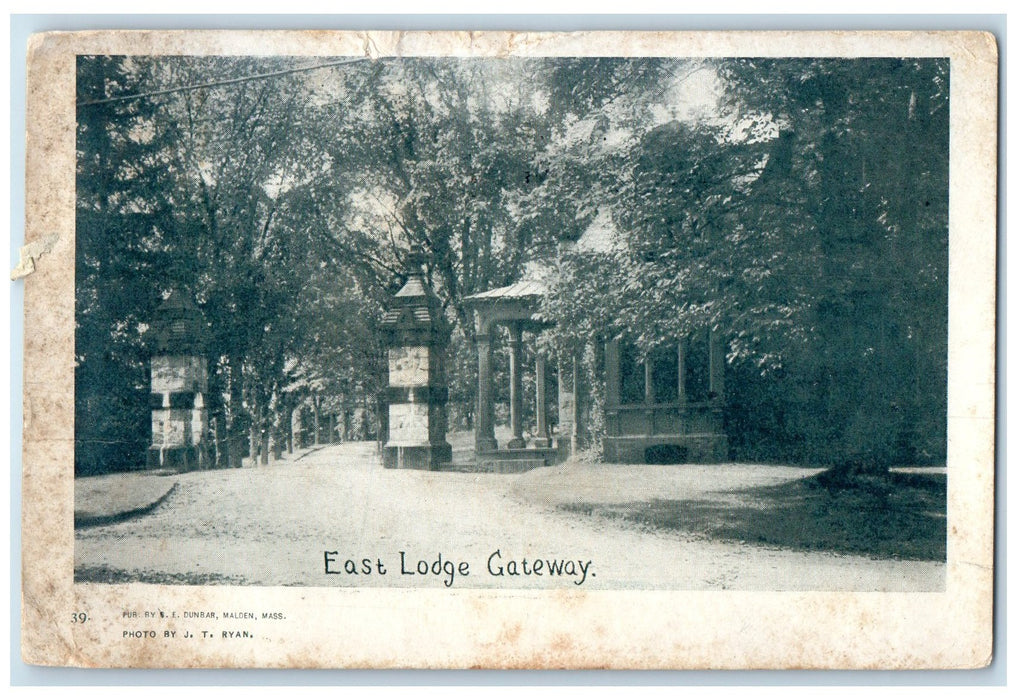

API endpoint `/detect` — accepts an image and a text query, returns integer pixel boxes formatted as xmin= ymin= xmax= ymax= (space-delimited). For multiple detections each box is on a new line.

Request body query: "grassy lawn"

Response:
xmin=562 ymin=470 xmax=946 ymax=562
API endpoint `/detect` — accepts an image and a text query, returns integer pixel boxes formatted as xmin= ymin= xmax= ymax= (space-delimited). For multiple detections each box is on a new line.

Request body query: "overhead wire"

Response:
xmin=77 ymin=56 xmax=374 ymax=107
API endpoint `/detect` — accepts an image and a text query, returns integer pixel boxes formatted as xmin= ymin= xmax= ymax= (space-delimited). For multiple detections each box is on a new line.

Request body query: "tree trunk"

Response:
xmin=211 ymin=415 xmax=223 ymax=469
xmin=260 ymin=406 xmax=269 ymax=465
xmin=287 ymin=405 xmax=295 ymax=454
xmin=312 ymin=395 xmax=321 ymax=445
xmin=249 ymin=420 xmax=259 ymax=467
xmin=228 ymin=360 xmax=246 ymax=468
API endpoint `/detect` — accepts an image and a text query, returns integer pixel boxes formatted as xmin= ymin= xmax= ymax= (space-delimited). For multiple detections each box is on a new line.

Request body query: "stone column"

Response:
xmin=533 ymin=353 xmax=551 ymax=448
xmin=507 ymin=323 xmax=526 ymax=449
xmin=475 ymin=332 xmax=498 ymax=452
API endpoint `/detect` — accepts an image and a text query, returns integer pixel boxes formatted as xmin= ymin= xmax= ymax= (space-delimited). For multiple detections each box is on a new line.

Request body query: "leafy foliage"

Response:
xmin=75 ymin=56 xmax=948 ymax=473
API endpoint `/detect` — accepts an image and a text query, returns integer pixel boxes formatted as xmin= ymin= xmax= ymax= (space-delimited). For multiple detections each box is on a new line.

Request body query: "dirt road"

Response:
xmin=75 ymin=442 xmax=944 ymax=590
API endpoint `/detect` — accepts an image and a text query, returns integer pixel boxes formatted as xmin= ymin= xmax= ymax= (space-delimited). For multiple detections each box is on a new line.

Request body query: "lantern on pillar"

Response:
xmin=380 ymin=246 xmax=453 ymax=469
xmin=146 ymin=288 xmax=209 ymax=471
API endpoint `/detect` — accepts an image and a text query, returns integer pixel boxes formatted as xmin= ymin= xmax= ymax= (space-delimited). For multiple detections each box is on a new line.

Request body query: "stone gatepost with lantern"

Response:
xmin=380 ymin=247 xmax=453 ymax=470
xmin=146 ymin=289 xmax=210 ymax=471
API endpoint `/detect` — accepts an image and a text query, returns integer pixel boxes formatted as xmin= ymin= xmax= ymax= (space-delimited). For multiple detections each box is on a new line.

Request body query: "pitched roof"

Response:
xmin=394 ymin=275 xmax=428 ymax=298
xmin=464 ymin=279 xmax=546 ymax=303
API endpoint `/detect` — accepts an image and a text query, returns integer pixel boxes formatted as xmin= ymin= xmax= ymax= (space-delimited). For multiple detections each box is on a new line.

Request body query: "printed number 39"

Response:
xmin=71 ymin=612 xmax=88 ymax=623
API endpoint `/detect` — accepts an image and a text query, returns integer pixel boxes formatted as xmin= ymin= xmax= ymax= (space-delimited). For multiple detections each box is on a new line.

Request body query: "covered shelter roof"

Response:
xmin=464 ymin=278 xmax=548 ymax=335
xmin=463 ymin=279 xmax=546 ymax=304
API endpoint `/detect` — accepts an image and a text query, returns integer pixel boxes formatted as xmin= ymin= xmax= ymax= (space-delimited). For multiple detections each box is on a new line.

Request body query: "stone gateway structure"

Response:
xmin=147 ymin=289 xmax=210 ymax=471
xmin=380 ymin=247 xmax=453 ymax=469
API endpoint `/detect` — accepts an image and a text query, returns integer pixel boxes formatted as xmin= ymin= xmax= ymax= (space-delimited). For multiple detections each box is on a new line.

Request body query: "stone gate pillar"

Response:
xmin=147 ymin=289 xmax=209 ymax=471
xmin=381 ymin=246 xmax=453 ymax=470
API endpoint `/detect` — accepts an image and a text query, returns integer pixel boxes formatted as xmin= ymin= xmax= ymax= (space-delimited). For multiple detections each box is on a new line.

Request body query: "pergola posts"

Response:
xmin=601 ymin=330 xmax=728 ymax=463
xmin=475 ymin=332 xmax=498 ymax=452
xmin=476 ymin=322 xmax=551 ymax=452
xmin=465 ymin=281 xmax=558 ymax=456
xmin=473 ymin=321 xmax=558 ymax=454
xmin=533 ymin=353 xmax=551 ymax=448
xmin=507 ymin=323 xmax=526 ymax=449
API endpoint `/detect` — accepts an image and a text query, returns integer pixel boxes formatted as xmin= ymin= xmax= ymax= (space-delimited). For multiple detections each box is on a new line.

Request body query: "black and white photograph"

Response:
xmin=19 ymin=29 xmax=996 ymax=669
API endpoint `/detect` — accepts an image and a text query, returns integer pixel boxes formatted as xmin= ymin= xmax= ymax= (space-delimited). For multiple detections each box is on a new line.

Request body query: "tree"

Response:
xmin=77 ymin=55 xmax=947 ymax=472
xmin=717 ymin=59 xmax=949 ymax=468
xmin=75 ymin=56 xmax=182 ymax=474
xmin=538 ymin=58 xmax=949 ymax=467
xmin=76 ymin=56 xmax=393 ymax=471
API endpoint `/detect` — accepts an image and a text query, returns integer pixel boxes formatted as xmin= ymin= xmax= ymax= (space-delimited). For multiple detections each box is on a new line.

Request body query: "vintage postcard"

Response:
xmin=19 ymin=29 xmax=997 ymax=669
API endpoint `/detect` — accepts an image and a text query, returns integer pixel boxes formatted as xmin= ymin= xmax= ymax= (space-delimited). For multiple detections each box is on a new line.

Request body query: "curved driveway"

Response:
xmin=75 ymin=442 xmax=944 ymax=591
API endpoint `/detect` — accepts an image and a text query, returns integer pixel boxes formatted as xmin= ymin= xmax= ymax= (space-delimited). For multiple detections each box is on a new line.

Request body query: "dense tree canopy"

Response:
xmin=75 ymin=55 xmax=949 ymax=474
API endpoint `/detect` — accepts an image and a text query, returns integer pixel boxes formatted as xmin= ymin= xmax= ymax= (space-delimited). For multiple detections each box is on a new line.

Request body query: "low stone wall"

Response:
xmin=602 ymin=434 xmax=729 ymax=464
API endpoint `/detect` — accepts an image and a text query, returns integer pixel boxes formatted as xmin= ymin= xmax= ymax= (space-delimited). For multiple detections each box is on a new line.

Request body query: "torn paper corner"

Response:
xmin=11 ymin=233 xmax=60 ymax=280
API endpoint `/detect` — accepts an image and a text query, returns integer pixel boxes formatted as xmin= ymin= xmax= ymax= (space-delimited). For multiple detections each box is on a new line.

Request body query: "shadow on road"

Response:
xmin=75 ymin=565 xmax=248 ymax=585
xmin=562 ymin=470 xmax=946 ymax=561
